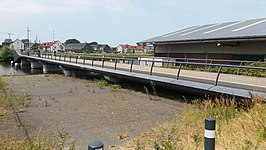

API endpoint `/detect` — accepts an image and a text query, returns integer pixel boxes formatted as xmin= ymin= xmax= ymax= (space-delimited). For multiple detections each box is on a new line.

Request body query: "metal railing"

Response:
xmin=29 ymin=53 xmax=266 ymax=87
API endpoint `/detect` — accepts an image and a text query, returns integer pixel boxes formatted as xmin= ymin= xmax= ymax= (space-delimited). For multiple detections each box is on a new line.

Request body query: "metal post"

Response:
xmin=208 ymin=60 xmax=213 ymax=72
xmin=55 ymin=54 xmax=56 ymax=60
xmin=59 ymin=54 xmax=61 ymax=61
xmin=64 ymin=54 xmax=66 ymax=62
xmin=167 ymin=58 xmax=170 ymax=68
xmin=102 ymin=58 xmax=105 ymax=68
xmin=69 ymin=55 xmax=72 ymax=62
xmin=237 ymin=61 xmax=243 ymax=75
xmin=214 ymin=66 xmax=223 ymax=86
xmin=176 ymin=63 xmax=182 ymax=80
xmin=76 ymin=56 xmax=78 ymax=64
xmin=88 ymin=140 xmax=104 ymax=150
xmin=92 ymin=57 xmax=94 ymax=66
xmin=150 ymin=61 xmax=155 ymax=76
xmin=130 ymin=60 xmax=134 ymax=72
xmin=204 ymin=118 xmax=216 ymax=150
xmin=185 ymin=59 xmax=189 ymax=69
xmin=83 ymin=55 xmax=86 ymax=65
xmin=115 ymin=59 xmax=118 ymax=70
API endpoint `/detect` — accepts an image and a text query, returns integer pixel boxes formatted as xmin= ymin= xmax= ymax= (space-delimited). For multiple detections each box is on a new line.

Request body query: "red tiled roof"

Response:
xmin=40 ymin=41 xmax=59 ymax=47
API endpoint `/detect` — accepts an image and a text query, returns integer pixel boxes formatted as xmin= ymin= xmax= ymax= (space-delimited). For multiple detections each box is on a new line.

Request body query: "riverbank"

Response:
xmin=1 ymin=74 xmax=185 ymax=149
xmin=120 ymin=97 xmax=266 ymax=149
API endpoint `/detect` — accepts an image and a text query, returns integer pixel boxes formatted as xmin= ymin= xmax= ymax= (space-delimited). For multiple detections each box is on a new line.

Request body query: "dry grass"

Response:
xmin=118 ymin=96 xmax=266 ymax=150
xmin=0 ymin=76 xmax=75 ymax=150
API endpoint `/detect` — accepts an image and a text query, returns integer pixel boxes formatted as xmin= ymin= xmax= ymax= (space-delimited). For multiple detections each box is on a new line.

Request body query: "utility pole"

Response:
xmin=1 ymin=32 xmax=14 ymax=39
xmin=27 ymin=27 xmax=31 ymax=55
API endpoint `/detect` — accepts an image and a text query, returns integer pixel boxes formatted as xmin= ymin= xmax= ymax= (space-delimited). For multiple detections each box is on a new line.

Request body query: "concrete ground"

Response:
xmin=4 ymin=75 xmax=185 ymax=149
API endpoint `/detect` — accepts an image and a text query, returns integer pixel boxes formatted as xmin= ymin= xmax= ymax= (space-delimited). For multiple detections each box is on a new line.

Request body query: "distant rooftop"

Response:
xmin=3 ymin=39 xmax=12 ymax=44
xmin=139 ymin=18 xmax=266 ymax=45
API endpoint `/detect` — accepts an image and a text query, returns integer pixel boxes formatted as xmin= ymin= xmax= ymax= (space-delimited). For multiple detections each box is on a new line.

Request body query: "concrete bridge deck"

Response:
xmin=14 ymin=52 xmax=266 ymax=99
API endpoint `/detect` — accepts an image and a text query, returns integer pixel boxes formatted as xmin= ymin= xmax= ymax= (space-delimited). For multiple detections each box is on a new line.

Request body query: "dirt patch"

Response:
xmin=4 ymin=74 xmax=185 ymax=149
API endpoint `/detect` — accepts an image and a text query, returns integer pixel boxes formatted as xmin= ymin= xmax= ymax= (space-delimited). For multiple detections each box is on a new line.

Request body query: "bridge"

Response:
xmin=13 ymin=50 xmax=266 ymax=99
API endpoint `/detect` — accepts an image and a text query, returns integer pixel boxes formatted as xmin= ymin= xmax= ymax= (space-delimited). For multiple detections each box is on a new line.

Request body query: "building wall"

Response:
xmin=53 ymin=42 xmax=65 ymax=52
xmin=10 ymin=39 xmax=24 ymax=50
xmin=155 ymin=41 xmax=266 ymax=60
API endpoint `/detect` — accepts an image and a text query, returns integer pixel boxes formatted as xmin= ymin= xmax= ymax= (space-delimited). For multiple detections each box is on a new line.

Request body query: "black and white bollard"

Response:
xmin=204 ymin=118 xmax=216 ymax=150
xmin=88 ymin=140 xmax=104 ymax=150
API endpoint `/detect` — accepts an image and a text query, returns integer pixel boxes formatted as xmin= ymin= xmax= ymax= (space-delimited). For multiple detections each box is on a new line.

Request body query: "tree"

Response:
xmin=65 ymin=39 xmax=80 ymax=45
xmin=0 ymin=46 xmax=13 ymax=61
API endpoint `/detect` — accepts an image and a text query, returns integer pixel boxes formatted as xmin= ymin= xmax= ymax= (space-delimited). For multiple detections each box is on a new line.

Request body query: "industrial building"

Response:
xmin=138 ymin=18 xmax=266 ymax=61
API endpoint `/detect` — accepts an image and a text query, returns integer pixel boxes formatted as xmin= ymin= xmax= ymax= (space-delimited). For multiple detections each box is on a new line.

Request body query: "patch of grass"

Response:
xmin=68 ymin=88 xmax=74 ymax=95
xmin=0 ymin=128 xmax=75 ymax=150
xmin=117 ymin=133 xmax=129 ymax=140
xmin=121 ymin=96 xmax=266 ymax=149
xmin=144 ymin=81 xmax=159 ymax=101
xmin=0 ymin=77 xmax=75 ymax=150
xmin=97 ymin=79 xmax=121 ymax=90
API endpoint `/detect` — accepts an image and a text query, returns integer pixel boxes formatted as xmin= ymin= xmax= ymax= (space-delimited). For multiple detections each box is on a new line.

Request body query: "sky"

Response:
xmin=0 ymin=0 xmax=266 ymax=47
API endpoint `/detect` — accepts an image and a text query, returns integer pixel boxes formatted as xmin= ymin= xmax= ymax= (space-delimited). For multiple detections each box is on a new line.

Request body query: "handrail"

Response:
xmin=22 ymin=52 xmax=266 ymax=87
xmin=39 ymin=53 xmax=266 ymax=71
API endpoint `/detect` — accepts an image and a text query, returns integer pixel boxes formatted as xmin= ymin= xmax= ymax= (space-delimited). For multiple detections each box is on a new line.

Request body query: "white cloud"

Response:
xmin=0 ymin=0 xmax=132 ymax=14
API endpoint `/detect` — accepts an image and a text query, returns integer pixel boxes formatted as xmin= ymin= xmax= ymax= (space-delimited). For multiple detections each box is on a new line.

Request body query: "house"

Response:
xmin=138 ymin=18 xmax=266 ymax=61
xmin=21 ymin=39 xmax=33 ymax=52
xmin=117 ymin=44 xmax=150 ymax=54
xmin=65 ymin=43 xmax=93 ymax=53
xmin=2 ymin=39 xmax=13 ymax=46
xmin=31 ymin=43 xmax=40 ymax=51
xmin=10 ymin=39 xmax=24 ymax=50
xmin=91 ymin=43 xmax=112 ymax=53
xmin=40 ymin=41 xmax=65 ymax=52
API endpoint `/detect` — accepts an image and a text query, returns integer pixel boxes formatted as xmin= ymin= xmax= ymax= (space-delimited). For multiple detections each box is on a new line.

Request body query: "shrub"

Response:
xmin=0 ymin=46 xmax=13 ymax=61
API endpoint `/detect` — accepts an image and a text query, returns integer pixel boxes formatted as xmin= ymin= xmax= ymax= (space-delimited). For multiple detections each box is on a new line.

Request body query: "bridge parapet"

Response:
xmin=14 ymin=52 xmax=266 ymax=99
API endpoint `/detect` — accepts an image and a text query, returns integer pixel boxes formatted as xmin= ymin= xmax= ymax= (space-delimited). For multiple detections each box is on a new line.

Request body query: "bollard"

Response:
xmin=204 ymin=118 xmax=216 ymax=150
xmin=88 ymin=140 xmax=104 ymax=150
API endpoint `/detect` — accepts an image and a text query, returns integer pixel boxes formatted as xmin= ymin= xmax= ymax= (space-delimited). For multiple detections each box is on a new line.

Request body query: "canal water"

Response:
xmin=0 ymin=62 xmax=43 ymax=75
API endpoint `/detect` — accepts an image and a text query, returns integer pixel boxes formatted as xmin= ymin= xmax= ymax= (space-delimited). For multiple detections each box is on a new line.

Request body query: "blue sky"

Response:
xmin=0 ymin=0 xmax=266 ymax=46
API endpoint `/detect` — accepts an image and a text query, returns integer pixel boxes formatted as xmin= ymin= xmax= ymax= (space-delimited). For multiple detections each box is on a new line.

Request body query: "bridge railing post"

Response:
xmin=167 ymin=58 xmax=170 ymax=68
xmin=115 ymin=59 xmax=118 ymax=70
xmin=150 ymin=61 xmax=155 ymax=76
xmin=208 ymin=60 xmax=213 ymax=72
xmin=130 ymin=59 xmax=134 ymax=72
xmin=64 ymin=54 xmax=66 ymax=62
xmin=83 ymin=55 xmax=86 ymax=65
xmin=76 ymin=56 xmax=78 ymax=64
xmin=176 ymin=63 xmax=182 ymax=80
xmin=92 ymin=57 xmax=94 ymax=66
xmin=214 ymin=66 xmax=223 ymax=86
xmin=237 ymin=61 xmax=243 ymax=75
xmin=69 ymin=55 xmax=72 ymax=63
xmin=59 ymin=54 xmax=61 ymax=61
xmin=102 ymin=58 xmax=105 ymax=68
xmin=185 ymin=59 xmax=189 ymax=69
xmin=204 ymin=118 xmax=216 ymax=150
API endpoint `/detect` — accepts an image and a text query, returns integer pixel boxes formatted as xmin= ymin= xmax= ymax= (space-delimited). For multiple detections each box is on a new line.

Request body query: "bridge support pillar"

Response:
xmin=30 ymin=61 xmax=43 ymax=69
xmin=20 ymin=58 xmax=30 ymax=67
xmin=60 ymin=66 xmax=74 ymax=77
xmin=42 ymin=63 xmax=61 ymax=74
xmin=60 ymin=66 xmax=99 ymax=77
xmin=103 ymin=75 xmax=124 ymax=83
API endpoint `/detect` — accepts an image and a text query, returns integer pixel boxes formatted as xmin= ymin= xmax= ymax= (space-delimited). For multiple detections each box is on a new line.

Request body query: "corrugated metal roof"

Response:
xmin=139 ymin=18 xmax=266 ymax=45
